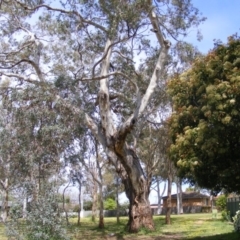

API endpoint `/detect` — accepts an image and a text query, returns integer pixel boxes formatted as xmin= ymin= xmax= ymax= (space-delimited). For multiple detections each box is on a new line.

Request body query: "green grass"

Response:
xmin=0 ymin=213 xmax=239 ymax=239
xmin=68 ymin=213 xmax=239 ymax=240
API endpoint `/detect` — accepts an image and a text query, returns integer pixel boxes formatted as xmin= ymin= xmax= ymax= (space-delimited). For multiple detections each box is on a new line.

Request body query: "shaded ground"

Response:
xmin=104 ymin=234 xmax=183 ymax=240
xmin=69 ymin=214 xmax=239 ymax=240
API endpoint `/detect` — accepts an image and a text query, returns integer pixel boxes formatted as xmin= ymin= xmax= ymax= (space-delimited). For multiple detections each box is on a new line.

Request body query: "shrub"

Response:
xmin=221 ymin=210 xmax=230 ymax=221
xmin=6 ymin=185 xmax=69 ymax=240
xmin=25 ymin=190 xmax=69 ymax=240
xmin=216 ymin=195 xmax=227 ymax=211
xmin=72 ymin=204 xmax=80 ymax=213
xmin=84 ymin=201 xmax=93 ymax=211
xmin=233 ymin=209 xmax=240 ymax=232
xmin=104 ymin=198 xmax=116 ymax=210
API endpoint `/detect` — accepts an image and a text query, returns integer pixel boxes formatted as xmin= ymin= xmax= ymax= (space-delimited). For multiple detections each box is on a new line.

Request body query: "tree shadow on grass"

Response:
xmin=188 ymin=231 xmax=240 ymax=240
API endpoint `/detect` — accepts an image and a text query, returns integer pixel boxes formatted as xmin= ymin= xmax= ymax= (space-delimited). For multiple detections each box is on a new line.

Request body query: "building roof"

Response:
xmin=162 ymin=192 xmax=209 ymax=200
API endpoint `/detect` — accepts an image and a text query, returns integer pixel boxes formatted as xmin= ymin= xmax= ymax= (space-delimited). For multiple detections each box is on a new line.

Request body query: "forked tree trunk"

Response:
xmin=86 ymin=16 xmax=170 ymax=231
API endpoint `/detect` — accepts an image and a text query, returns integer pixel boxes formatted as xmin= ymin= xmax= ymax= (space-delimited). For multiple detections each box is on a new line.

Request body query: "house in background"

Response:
xmin=162 ymin=192 xmax=211 ymax=214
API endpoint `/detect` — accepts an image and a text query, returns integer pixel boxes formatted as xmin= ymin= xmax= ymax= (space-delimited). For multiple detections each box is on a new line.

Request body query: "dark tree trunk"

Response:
xmin=119 ymin=149 xmax=154 ymax=233
xmin=116 ymin=176 xmax=120 ymax=224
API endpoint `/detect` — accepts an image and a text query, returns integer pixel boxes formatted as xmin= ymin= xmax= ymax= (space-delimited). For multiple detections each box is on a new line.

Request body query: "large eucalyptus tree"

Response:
xmin=0 ymin=0 xmax=204 ymax=231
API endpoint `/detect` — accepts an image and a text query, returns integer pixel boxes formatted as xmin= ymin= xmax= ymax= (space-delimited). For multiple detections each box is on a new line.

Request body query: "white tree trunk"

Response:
xmin=176 ymin=178 xmax=183 ymax=214
xmin=0 ymin=179 xmax=9 ymax=222
xmin=157 ymin=179 xmax=166 ymax=215
xmin=85 ymin=9 xmax=170 ymax=232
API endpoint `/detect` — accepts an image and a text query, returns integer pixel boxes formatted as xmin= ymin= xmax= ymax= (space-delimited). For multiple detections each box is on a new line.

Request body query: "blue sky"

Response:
xmin=146 ymin=0 xmax=240 ymax=204
xmin=188 ymin=0 xmax=240 ymax=53
xmin=62 ymin=1 xmax=240 ymax=205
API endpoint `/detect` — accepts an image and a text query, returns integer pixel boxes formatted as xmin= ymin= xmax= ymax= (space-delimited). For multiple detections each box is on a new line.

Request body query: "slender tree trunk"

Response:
xmin=165 ymin=160 xmax=172 ymax=224
xmin=177 ymin=181 xmax=180 ymax=215
xmin=91 ymin=181 xmax=98 ymax=222
xmin=98 ymin=184 xmax=104 ymax=229
xmin=62 ymin=182 xmax=70 ymax=225
xmin=77 ymin=185 xmax=81 ymax=226
xmin=157 ymin=179 xmax=166 ymax=215
xmin=0 ymin=179 xmax=9 ymax=222
xmin=96 ymin=143 xmax=104 ymax=229
xmin=86 ymin=23 xmax=170 ymax=231
xmin=116 ymin=176 xmax=120 ymax=224
xmin=22 ymin=195 xmax=28 ymax=219
xmin=179 ymin=179 xmax=183 ymax=214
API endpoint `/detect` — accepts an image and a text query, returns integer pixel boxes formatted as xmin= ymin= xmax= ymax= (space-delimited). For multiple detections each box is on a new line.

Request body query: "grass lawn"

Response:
xmin=0 ymin=213 xmax=239 ymax=239
xmin=68 ymin=213 xmax=239 ymax=240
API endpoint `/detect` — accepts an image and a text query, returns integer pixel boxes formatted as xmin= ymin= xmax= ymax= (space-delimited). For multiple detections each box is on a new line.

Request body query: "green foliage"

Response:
xmin=168 ymin=35 xmax=240 ymax=193
xmin=57 ymin=194 xmax=70 ymax=204
xmin=221 ymin=210 xmax=231 ymax=221
xmin=72 ymin=204 xmax=80 ymax=213
xmin=84 ymin=201 xmax=93 ymax=211
xmin=216 ymin=195 xmax=227 ymax=211
xmin=25 ymin=190 xmax=69 ymax=240
xmin=7 ymin=185 xmax=69 ymax=240
xmin=233 ymin=206 xmax=240 ymax=232
xmin=104 ymin=198 xmax=116 ymax=210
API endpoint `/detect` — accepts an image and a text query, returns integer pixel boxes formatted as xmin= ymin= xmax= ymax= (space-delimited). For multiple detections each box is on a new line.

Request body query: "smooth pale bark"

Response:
xmin=22 ymin=196 xmax=28 ymax=219
xmin=62 ymin=182 xmax=71 ymax=225
xmin=176 ymin=178 xmax=183 ymax=214
xmin=96 ymin=149 xmax=104 ymax=229
xmin=0 ymin=179 xmax=9 ymax=222
xmin=91 ymin=179 xmax=98 ymax=222
xmin=77 ymin=184 xmax=81 ymax=226
xmin=84 ymin=6 xmax=170 ymax=232
xmin=165 ymin=160 xmax=173 ymax=225
xmin=82 ymin=141 xmax=104 ymax=227
xmin=157 ymin=178 xmax=166 ymax=215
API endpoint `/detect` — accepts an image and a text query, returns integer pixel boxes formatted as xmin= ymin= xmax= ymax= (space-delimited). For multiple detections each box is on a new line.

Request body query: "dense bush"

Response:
xmin=6 ymin=186 xmax=69 ymax=240
xmin=221 ymin=210 xmax=231 ymax=221
xmin=216 ymin=195 xmax=227 ymax=211
xmin=72 ymin=204 xmax=80 ymax=213
xmin=104 ymin=198 xmax=116 ymax=210
xmin=233 ymin=209 xmax=240 ymax=232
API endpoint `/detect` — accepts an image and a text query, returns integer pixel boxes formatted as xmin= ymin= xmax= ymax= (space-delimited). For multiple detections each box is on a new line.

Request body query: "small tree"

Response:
xmin=7 ymin=184 xmax=69 ymax=240
xmin=0 ymin=0 xmax=205 ymax=232
xmin=168 ymin=35 xmax=240 ymax=194
xmin=216 ymin=195 xmax=227 ymax=211
xmin=104 ymin=198 xmax=117 ymax=210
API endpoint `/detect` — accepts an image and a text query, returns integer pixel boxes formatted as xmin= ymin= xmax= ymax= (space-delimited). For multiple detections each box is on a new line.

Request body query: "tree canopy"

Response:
xmin=0 ymin=0 xmax=204 ymax=232
xmin=168 ymin=35 xmax=240 ymax=194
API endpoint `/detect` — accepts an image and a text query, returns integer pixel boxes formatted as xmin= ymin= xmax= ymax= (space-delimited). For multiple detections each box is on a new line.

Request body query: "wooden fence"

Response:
xmin=227 ymin=197 xmax=240 ymax=218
